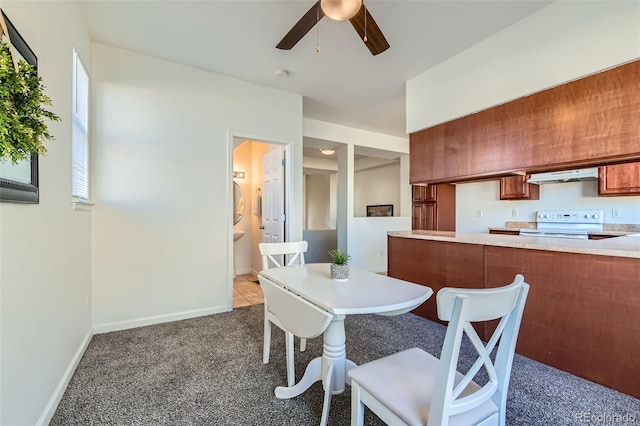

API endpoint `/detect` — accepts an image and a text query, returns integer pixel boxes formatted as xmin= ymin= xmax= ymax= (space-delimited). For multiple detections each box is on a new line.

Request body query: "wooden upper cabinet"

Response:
xmin=499 ymin=175 xmax=539 ymax=200
xmin=410 ymin=60 xmax=640 ymax=184
xmin=598 ymin=162 xmax=640 ymax=196
xmin=412 ymin=184 xmax=436 ymax=202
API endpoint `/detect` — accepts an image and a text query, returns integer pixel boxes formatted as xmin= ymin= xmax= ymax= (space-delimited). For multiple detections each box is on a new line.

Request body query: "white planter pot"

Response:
xmin=330 ymin=263 xmax=349 ymax=280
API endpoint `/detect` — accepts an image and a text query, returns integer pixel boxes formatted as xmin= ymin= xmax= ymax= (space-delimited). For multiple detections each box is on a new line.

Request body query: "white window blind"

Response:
xmin=72 ymin=49 xmax=89 ymax=200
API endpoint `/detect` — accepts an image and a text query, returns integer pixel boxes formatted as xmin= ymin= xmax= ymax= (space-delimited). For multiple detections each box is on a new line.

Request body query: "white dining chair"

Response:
xmin=258 ymin=241 xmax=309 ymax=386
xmin=348 ymin=274 xmax=530 ymax=426
xmin=258 ymin=275 xmax=334 ymax=424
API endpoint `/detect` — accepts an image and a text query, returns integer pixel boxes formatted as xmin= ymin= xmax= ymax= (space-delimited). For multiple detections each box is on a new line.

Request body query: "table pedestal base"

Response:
xmin=274 ymin=315 xmax=357 ymax=426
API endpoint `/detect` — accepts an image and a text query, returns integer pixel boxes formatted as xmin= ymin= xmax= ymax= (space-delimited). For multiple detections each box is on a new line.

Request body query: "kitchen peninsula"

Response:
xmin=387 ymin=231 xmax=640 ymax=398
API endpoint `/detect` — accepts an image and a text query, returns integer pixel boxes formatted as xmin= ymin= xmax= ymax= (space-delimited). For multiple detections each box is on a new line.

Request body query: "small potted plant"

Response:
xmin=329 ymin=249 xmax=351 ymax=280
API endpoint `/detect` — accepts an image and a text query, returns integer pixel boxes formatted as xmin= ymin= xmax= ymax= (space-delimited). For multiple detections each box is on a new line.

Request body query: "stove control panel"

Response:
xmin=536 ymin=210 xmax=604 ymax=224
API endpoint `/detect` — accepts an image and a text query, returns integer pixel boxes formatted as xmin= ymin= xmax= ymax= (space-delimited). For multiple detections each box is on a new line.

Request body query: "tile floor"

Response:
xmin=233 ymin=273 xmax=264 ymax=308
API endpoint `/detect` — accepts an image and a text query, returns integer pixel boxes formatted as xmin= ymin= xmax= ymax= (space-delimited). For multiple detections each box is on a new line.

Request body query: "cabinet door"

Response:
xmin=499 ymin=175 xmax=539 ymax=200
xmin=434 ymin=184 xmax=456 ymax=231
xmin=412 ymin=203 xmax=436 ymax=230
xmin=412 ymin=185 xmax=436 ymax=202
xmin=598 ymin=163 xmax=640 ymax=196
xmin=412 ymin=184 xmax=456 ymax=231
xmin=412 ymin=203 xmax=424 ymax=229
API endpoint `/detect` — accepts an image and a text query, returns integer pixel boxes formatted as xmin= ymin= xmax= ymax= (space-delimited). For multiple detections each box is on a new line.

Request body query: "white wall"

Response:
xmin=302 ymin=229 xmax=337 ymax=264
xmin=456 ymin=180 xmax=640 ymax=233
xmin=306 ymin=174 xmax=333 ymax=229
xmin=407 ymin=1 xmax=640 ymax=133
xmin=304 ymin=119 xmax=410 ymax=153
xmin=354 ymin=162 xmax=401 ymax=217
xmin=0 ymin=2 xmax=92 ymax=425
xmin=91 ymin=44 xmax=303 ymax=330
xmin=303 ymin=119 xmax=411 ymax=271
xmin=350 ymin=217 xmax=411 ymax=273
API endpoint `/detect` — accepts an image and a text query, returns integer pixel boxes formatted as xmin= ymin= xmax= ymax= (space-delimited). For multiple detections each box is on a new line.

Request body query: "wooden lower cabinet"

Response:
xmin=412 ymin=202 xmax=436 ymax=230
xmin=388 ymin=236 xmax=640 ymax=398
xmin=388 ymin=237 xmax=484 ymax=333
xmin=486 ymin=246 xmax=639 ymax=398
xmin=411 ymin=183 xmax=456 ymax=231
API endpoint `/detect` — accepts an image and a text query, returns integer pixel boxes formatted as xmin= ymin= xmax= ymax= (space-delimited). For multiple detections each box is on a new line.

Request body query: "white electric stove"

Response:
xmin=519 ymin=210 xmax=604 ymax=240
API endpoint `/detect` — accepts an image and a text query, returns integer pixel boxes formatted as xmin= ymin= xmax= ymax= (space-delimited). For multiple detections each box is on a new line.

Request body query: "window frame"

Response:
xmin=71 ymin=48 xmax=90 ymax=202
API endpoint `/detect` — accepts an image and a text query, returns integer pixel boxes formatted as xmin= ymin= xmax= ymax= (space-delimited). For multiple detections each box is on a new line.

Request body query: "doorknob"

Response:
xmin=259 ymin=226 xmax=265 ymax=230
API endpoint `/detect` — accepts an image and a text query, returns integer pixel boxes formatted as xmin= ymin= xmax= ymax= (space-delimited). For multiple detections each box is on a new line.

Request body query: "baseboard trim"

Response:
xmin=36 ymin=329 xmax=93 ymax=426
xmin=34 ymin=305 xmax=230 ymax=424
xmin=93 ymin=305 xmax=230 ymax=334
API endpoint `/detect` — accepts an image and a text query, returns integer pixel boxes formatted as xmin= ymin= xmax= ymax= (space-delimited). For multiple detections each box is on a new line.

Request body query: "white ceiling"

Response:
xmin=79 ymin=0 xmax=552 ymax=138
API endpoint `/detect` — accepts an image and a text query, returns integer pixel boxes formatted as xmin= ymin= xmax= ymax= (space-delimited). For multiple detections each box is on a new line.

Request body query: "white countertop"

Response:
xmin=487 ymin=227 xmax=636 ymax=237
xmin=388 ymin=230 xmax=640 ymax=259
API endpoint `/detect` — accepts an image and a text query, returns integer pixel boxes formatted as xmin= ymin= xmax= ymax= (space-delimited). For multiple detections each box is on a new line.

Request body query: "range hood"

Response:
xmin=527 ymin=168 xmax=599 ymax=185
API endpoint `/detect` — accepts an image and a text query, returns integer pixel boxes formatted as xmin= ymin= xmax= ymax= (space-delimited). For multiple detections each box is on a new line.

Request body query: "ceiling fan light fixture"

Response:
xmin=276 ymin=0 xmax=389 ymax=55
xmin=320 ymin=0 xmax=362 ymax=21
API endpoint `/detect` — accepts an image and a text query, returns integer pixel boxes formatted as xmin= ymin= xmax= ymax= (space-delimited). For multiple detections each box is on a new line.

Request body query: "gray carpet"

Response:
xmin=51 ymin=305 xmax=639 ymax=425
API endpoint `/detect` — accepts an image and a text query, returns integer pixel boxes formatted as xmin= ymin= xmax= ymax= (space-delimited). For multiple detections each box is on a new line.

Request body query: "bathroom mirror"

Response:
xmin=233 ymin=182 xmax=245 ymax=225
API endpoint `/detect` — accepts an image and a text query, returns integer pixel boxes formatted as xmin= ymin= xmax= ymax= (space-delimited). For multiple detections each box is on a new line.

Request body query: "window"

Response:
xmin=72 ymin=49 xmax=89 ymax=201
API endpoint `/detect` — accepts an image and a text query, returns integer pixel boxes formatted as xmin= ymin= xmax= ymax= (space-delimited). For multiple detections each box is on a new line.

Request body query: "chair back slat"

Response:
xmin=258 ymin=276 xmax=332 ymax=339
xmin=428 ymin=274 xmax=530 ymax=425
xmin=259 ymin=241 xmax=308 ymax=270
xmin=450 ymin=322 xmax=498 ymax=402
xmin=436 ymin=275 xmax=524 ymax=322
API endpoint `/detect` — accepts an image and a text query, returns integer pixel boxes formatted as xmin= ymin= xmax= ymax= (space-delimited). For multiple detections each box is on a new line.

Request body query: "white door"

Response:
xmin=262 ymin=147 xmax=285 ymax=245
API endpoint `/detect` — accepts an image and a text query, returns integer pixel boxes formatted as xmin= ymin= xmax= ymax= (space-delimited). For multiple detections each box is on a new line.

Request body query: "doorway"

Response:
xmin=230 ymin=135 xmax=290 ymax=308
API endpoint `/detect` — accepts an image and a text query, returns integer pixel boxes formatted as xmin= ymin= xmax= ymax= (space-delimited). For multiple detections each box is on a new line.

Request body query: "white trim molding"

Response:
xmin=36 ymin=330 xmax=93 ymax=426
xmin=93 ymin=305 xmax=230 ymax=334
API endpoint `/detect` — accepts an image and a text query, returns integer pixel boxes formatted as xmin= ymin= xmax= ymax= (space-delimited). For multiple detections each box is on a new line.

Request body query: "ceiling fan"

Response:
xmin=276 ymin=0 xmax=390 ymax=56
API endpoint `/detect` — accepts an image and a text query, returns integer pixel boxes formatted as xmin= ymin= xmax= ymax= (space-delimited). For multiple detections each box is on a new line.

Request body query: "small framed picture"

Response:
xmin=366 ymin=204 xmax=393 ymax=217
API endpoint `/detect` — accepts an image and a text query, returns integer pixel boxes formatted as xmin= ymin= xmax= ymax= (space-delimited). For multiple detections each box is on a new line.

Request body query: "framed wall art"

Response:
xmin=0 ymin=10 xmax=40 ymax=203
xmin=366 ymin=204 xmax=393 ymax=217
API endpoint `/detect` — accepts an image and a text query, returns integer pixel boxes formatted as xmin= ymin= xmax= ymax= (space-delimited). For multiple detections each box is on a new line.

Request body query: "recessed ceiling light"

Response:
xmin=319 ymin=149 xmax=335 ymax=155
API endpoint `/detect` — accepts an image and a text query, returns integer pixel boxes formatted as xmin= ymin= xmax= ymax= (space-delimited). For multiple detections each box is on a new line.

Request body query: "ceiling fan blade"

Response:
xmin=349 ymin=5 xmax=390 ymax=56
xmin=276 ymin=1 xmax=325 ymax=50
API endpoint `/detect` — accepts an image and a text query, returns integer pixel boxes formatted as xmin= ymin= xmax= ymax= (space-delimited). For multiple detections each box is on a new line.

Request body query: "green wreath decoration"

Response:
xmin=0 ymin=41 xmax=59 ymax=164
